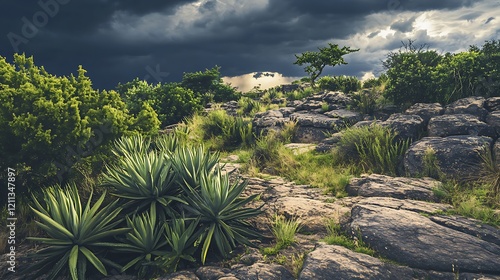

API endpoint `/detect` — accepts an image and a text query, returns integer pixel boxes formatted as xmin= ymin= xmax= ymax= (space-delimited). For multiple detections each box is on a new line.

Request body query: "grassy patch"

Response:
xmin=262 ymin=215 xmax=302 ymax=255
xmin=322 ymin=220 xmax=375 ymax=256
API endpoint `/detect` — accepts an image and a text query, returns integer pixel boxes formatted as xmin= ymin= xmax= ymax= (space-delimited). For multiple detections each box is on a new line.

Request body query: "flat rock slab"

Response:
xmin=346 ymin=174 xmax=441 ymax=202
xmin=347 ymin=197 xmax=500 ymax=274
xmin=299 ymin=244 xmax=500 ymax=280
xmin=283 ymin=143 xmax=316 ymax=155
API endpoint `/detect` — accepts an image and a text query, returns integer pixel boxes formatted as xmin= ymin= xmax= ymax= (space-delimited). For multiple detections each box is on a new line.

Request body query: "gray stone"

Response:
xmin=230 ymin=262 xmax=294 ymax=280
xmin=486 ymin=97 xmax=500 ymax=112
xmin=346 ymin=174 xmax=441 ymax=202
xmin=347 ymin=197 xmax=500 ymax=273
xmin=486 ymin=111 xmax=500 ymax=138
xmin=352 ymin=120 xmax=384 ymax=128
xmin=322 ymin=91 xmax=352 ymax=106
xmin=382 ymin=114 xmax=425 ymax=141
xmin=445 ymin=97 xmax=488 ymax=121
xmin=295 ymin=100 xmax=324 ymax=111
xmin=404 ymin=136 xmax=493 ymax=180
xmin=280 ymin=84 xmax=300 ymax=93
xmin=405 ymin=102 xmax=444 ymax=124
xmin=252 ymin=110 xmax=287 ymax=135
xmin=299 ymin=244 xmax=416 ymax=280
xmin=278 ymin=107 xmax=295 ymax=118
xmin=428 ymin=114 xmax=495 ymax=138
xmin=323 ymin=109 xmax=363 ymax=124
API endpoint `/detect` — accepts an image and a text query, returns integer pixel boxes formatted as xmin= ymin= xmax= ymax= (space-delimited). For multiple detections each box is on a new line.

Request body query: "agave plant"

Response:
xmin=156 ymin=217 xmax=201 ymax=272
xmin=181 ymin=171 xmax=263 ymax=264
xmin=170 ymin=145 xmax=221 ymax=190
xmin=101 ymin=150 xmax=184 ymax=218
xmin=112 ymin=134 xmax=151 ymax=157
xmin=115 ymin=210 xmax=169 ymax=278
xmin=28 ymin=184 xmax=129 ymax=280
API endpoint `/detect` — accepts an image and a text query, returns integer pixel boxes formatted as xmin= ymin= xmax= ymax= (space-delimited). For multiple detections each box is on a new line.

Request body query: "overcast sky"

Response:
xmin=1 ymin=0 xmax=499 ymax=91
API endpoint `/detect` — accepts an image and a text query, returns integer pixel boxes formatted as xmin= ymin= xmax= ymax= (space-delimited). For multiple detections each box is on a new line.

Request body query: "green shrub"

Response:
xmin=201 ymin=110 xmax=254 ymax=148
xmin=351 ymin=89 xmax=380 ymax=115
xmin=28 ymin=184 xmax=129 ymax=280
xmin=261 ymin=88 xmax=284 ymax=104
xmin=317 ymin=75 xmax=361 ymax=93
xmin=238 ymin=97 xmax=263 ymax=117
xmin=181 ymin=66 xmax=240 ymax=103
xmin=362 ymin=74 xmax=389 ymax=89
xmin=286 ymin=87 xmax=315 ymax=101
xmin=335 ymin=124 xmax=410 ymax=176
xmin=0 ymin=54 xmax=158 ymax=203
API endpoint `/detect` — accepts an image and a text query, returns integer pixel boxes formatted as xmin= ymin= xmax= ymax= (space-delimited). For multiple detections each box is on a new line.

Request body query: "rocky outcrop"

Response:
xmin=346 ymin=174 xmax=440 ymax=202
xmin=445 ymin=96 xmax=489 ymax=121
xmin=347 ymin=197 xmax=500 ymax=274
xmin=428 ymin=114 xmax=495 ymax=138
xmin=382 ymin=114 xmax=425 ymax=141
xmin=405 ymin=102 xmax=444 ymax=124
xmin=486 ymin=111 xmax=500 ymax=138
xmin=323 ymin=109 xmax=363 ymax=124
xmin=404 ymin=136 xmax=492 ymax=180
xmin=291 ymin=112 xmax=342 ymax=143
xmin=252 ymin=110 xmax=287 ymax=135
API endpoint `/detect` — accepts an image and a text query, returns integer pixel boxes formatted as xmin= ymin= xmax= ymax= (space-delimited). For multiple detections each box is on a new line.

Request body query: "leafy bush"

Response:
xmin=181 ymin=66 xmax=239 ymax=103
xmin=351 ymin=89 xmax=381 ymax=115
xmin=0 ymin=54 xmax=158 ymax=203
xmin=335 ymin=124 xmax=410 ymax=176
xmin=384 ymin=40 xmax=500 ymax=107
xmin=201 ymin=110 xmax=254 ymax=148
xmin=317 ymin=75 xmax=361 ymax=93
xmin=116 ymin=79 xmax=203 ymax=127
xmin=362 ymin=73 xmax=388 ymax=89
xmin=238 ymin=97 xmax=263 ymax=117
xmin=271 ymin=215 xmax=301 ymax=248
xmin=286 ymin=87 xmax=315 ymax=101
xmin=28 ymin=184 xmax=128 ymax=280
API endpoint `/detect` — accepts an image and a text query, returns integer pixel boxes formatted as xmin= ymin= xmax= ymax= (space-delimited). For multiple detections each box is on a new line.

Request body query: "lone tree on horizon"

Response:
xmin=294 ymin=43 xmax=359 ymax=87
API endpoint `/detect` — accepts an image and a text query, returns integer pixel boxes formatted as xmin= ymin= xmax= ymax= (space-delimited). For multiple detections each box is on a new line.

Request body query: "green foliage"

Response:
xmin=101 ymin=140 xmax=182 ymax=219
xmin=201 ymin=110 xmax=254 ymax=149
xmin=261 ymin=88 xmax=284 ymax=104
xmin=116 ymin=79 xmax=203 ymax=127
xmin=262 ymin=215 xmax=301 ymax=255
xmin=351 ymin=89 xmax=381 ymax=115
xmin=294 ymin=43 xmax=359 ymax=87
xmin=181 ymin=66 xmax=239 ymax=103
xmin=238 ymin=97 xmax=263 ymax=117
xmin=286 ymin=87 xmax=316 ymax=101
xmin=170 ymin=145 xmax=221 ymax=190
xmin=181 ymin=171 xmax=262 ymax=264
xmin=362 ymin=73 xmax=389 ymax=89
xmin=271 ymin=215 xmax=302 ymax=248
xmin=335 ymin=124 xmax=410 ymax=176
xmin=28 ymin=184 xmax=129 ymax=280
xmin=421 ymin=147 xmax=442 ymax=179
xmin=0 ymin=54 xmax=158 ymax=201
xmin=317 ymin=75 xmax=362 ymax=93
xmin=157 ymin=217 xmax=200 ymax=273
xmin=384 ymin=40 xmax=500 ymax=106
xmin=117 ymin=210 xmax=169 ymax=278
xmin=323 ymin=219 xmax=375 ymax=256
xmin=383 ymin=40 xmax=442 ymax=106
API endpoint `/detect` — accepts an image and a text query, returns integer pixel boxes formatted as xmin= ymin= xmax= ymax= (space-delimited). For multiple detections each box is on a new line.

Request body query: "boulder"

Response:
xmin=346 ymin=174 xmax=440 ymax=202
xmin=347 ymin=197 xmax=500 ymax=273
xmin=444 ymin=96 xmax=488 ymax=121
xmin=278 ymin=107 xmax=296 ymax=118
xmin=428 ymin=114 xmax=495 ymax=138
xmin=291 ymin=112 xmax=342 ymax=143
xmin=280 ymin=84 xmax=300 ymax=94
xmin=252 ymin=110 xmax=287 ymax=135
xmin=195 ymin=263 xmax=294 ymax=280
xmin=486 ymin=97 xmax=500 ymax=112
xmin=404 ymin=136 xmax=493 ymax=180
xmin=315 ymin=132 xmax=343 ymax=153
xmin=323 ymin=109 xmax=363 ymax=124
xmin=405 ymin=103 xmax=444 ymax=124
xmin=382 ymin=114 xmax=425 ymax=141
xmin=322 ymin=91 xmax=352 ymax=107
xmin=486 ymin=111 xmax=500 ymax=138
xmin=299 ymin=244 xmax=416 ymax=280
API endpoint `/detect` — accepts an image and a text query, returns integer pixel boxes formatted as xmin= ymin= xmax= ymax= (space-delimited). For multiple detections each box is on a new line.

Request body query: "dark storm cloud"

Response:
xmin=391 ymin=16 xmax=416 ymax=33
xmin=0 ymin=0 xmax=488 ymax=89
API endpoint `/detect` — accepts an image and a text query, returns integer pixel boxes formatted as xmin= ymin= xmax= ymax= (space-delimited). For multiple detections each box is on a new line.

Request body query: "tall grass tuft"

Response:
xmin=334 ymin=124 xmax=410 ymax=176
